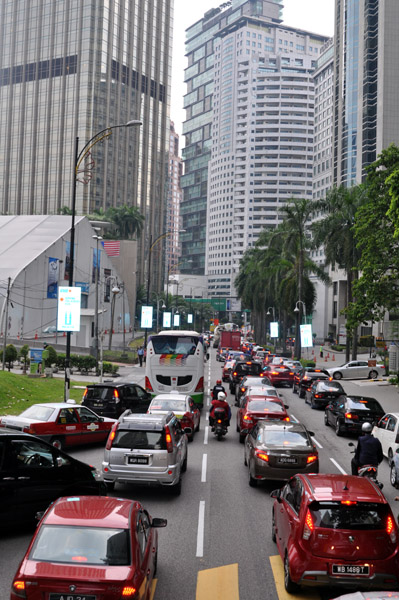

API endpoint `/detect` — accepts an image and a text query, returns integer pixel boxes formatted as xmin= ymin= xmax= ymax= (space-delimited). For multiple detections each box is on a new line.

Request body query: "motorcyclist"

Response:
xmin=209 ymin=391 xmax=231 ymax=430
xmin=351 ymin=422 xmax=383 ymax=476
xmin=211 ymin=379 xmax=226 ymax=400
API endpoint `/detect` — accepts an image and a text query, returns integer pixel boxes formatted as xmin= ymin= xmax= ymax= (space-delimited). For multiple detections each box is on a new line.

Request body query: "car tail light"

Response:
xmin=283 ymin=416 xmax=290 ymax=422
xmin=233 ymin=371 xmax=237 ymax=376
xmin=289 ymin=372 xmax=294 ymax=375
xmin=243 ymin=415 xmax=253 ymax=422
xmin=11 ymin=580 xmax=26 ymax=599
xmin=121 ymin=586 xmax=137 ymax=597
xmin=270 ymin=371 xmax=278 ymax=375
xmin=314 ymin=394 xmax=320 ymax=398
xmin=181 ymin=413 xmax=191 ymax=428
xmin=241 ymin=387 xmax=245 ymax=392
xmin=145 ymin=376 xmax=153 ymax=392
xmin=307 ymin=454 xmax=318 ymax=464
xmin=106 ymin=423 xmax=119 ymax=450
xmin=345 ymin=412 xmax=359 ymax=420
xmin=386 ymin=515 xmax=397 ymax=543
xmin=303 ymin=509 xmax=314 ymax=540
xmin=341 ymin=500 xmax=357 ymax=505
xmin=83 ymin=387 xmax=88 ymax=399
xmin=195 ymin=377 xmax=204 ymax=392
xmin=165 ymin=426 xmax=173 ymax=453
xmin=255 ymin=450 xmax=269 ymax=462
xmin=113 ymin=389 xmax=120 ymax=404
xmin=23 ymin=425 xmax=36 ymax=434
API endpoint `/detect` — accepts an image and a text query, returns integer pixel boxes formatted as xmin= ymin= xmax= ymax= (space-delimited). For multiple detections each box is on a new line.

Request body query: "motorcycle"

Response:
xmin=213 ymin=407 xmax=229 ymax=441
xmin=348 ymin=442 xmax=383 ymax=489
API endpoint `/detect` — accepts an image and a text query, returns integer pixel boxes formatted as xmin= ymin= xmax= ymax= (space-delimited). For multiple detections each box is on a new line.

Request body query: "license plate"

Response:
xmin=278 ymin=457 xmax=297 ymax=464
xmin=92 ymin=403 xmax=102 ymax=407
xmin=49 ymin=595 xmax=96 ymax=600
xmin=332 ymin=564 xmax=369 ymax=576
xmin=128 ymin=456 xmax=148 ymax=464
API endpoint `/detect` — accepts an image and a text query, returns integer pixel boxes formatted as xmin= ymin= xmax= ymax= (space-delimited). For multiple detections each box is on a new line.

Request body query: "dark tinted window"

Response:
xmin=236 ymin=363 xmax=262 ymax=376
xmin=113 ymin=430 xmax=166 ymax=450
xmin=316 ymin=381 xmax=344 ymax=392
xmin=151 ymin=335 xmax=199 ymax=355
xmin=86 ymin=387 xmax=115 ymax=400
xmin=309 ymin=502 xmax=390 ymax=530
xmin=347 ymin=398 xmax=383 ymax=412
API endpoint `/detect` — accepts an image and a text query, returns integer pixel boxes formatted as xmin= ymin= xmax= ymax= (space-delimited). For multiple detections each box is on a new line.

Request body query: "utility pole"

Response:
xmin=2 ymin=277 xmax=11 ymax=371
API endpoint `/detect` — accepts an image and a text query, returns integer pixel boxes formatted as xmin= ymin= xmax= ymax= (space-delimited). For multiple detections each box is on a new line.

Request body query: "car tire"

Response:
xmin=236 ymin=423 xmax=240 ymax=432
xmin=244 ymin=450 xmax=248 ymax=466
xmin=299 ymin=388 xmax=305 ymax=399
xmin=51 ymin=437 xmax=64 ymax=451
xmin=335 ymin=419 xmax=343 ymax=436
xmin=171 ymin=478 xmax=182 ymax=496
xmin=272 ymin=511 xmax=276 ymax=543
xmin=284 ymin=554 xmax=300 ymax=593
xmin=390 ymin=464 xmax=398 ymax=488
xmin=105 ymin=481 xmax=115 ymax=491
xmin=324 ymin=412 xmax=329 ymax=426
xmin=310 ymin=397 xmax=316 ymax=410
xmin=239 ymin=432 xmax=246 ymax=444
xmin=333 ymin=372 xmax=342 ymax=380
xmin=182 ymin=453 xmax=188 ymax=473
xmin=196 ymin=420 xmax=200 ymax=432
xmin=248 ymin=462 xmax=257 ymax=487
xmin=153 ymin=550 xmax=158 ymax=577
xmin=369 ymin=370 xmax=378 ymax=379
xmin=292 ymin=384 xmax=297 ymax=394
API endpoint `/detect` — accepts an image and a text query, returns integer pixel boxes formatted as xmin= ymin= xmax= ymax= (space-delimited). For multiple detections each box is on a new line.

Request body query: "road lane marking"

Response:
xmin=204 ymin=426 xmax=209 ymax=445
xmin=196 ymin=500 xmax=205 ymax=557
xmin=330 ymin=457 xmax=347 ymax=474
xmin=311 ymin=436 xmax=323 ymax=449
xmin=149 ymin=580 xmax=157 ymax=600
xmin=196 ymin=563 xmax=239 ymax=600
xmin=270 ymin=555 xmax=320 ymax=600
xmin=201 ymin=453 xmax=207 ymax=482
xmin=290 ymin=413 xmax=299 ymax=422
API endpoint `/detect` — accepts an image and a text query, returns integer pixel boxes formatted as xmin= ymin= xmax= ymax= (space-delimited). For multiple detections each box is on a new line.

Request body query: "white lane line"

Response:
xmin=204 ymin=426 xmax=209 ymax=445
xmin=330 ymin=458 xmax=347 ymax=475
xmin=311 ymin=436 xmax=323 ymax=449
xmin=201 ymin=454 xmax=207 ymax=482
xmin=196 ymin=500 xmax=206 ymax=557
xmin=290 ymin=413 xmax=299 ymax=422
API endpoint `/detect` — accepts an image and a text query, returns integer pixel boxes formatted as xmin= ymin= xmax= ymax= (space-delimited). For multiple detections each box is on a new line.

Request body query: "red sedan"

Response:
xmin=11 ymin=495 xmax=167 ymax=600
xmin=236 ymin=395 xmax=290 ymax=443
xmin=0 ymin=401 xmax=116 ymax=449
xmin=262 ymin=364 xmax=294 ymax=387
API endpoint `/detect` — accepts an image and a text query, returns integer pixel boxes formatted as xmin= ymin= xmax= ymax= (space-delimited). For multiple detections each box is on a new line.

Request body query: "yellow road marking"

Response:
xmin=149 ymin=579 xmax=157 ymax=600
xmin=196 ymin=563 xmax=239 ymax=600
xmin=270 ymin=555 xmax=321 ymax=600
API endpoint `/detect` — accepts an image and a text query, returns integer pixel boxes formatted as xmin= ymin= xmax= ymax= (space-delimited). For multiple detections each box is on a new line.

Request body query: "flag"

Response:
xmin=103 ymin=241 xmax=120 ymax=257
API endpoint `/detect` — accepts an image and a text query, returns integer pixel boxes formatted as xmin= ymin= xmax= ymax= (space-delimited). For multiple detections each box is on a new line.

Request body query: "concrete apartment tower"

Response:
xmin=0 ymin=0 xmax=173 ymax=291
xmin=204 ymin=7 xmax=327 ymax=299
xmin=166 ymin=122 xmax=183 ymax=277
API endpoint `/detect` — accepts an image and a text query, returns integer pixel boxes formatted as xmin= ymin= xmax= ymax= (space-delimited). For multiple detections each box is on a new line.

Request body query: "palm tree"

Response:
xmin=312 ymin=185 xmax=364 ymax=360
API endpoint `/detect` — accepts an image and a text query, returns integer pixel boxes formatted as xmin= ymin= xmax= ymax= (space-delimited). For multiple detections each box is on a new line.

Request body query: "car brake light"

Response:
xmin=12 ymin=581 xmax=26 ymax=599
xmin=113 ymin=388 xmax=120 ymax=404
xmin=289 ymin=372 xmax=294 ymax=375
xmin=195 ymin=377 xmax=204 ymax=392
xmin=345 ymin=412 xmax=358 ymax=420
xmin=106 ymin=423 xmax=119 ymax=450
xmin=255 ymin=450 xmax=269 ymax=462
xmin=241 ymin=387 xmax=245 ymax=392
xmin=341 ymin=500 xmax=357 ymax=505
xmin=83 ymin=387 xmax=88 ymax=399
xmin=243 ymin=415 xmax=253 ymax=422
xmin=145 ymin=376 xmax=153 ymax=392
xmin=307 ymin=455 xmax=318 ymax=464
xmin=271 ymin=371 xmax=278 ymax=375
xmin=233 ymin=371 xmax=237 ymax=376
xmin=283 ymin=416 xmax=290 ymax=421
xmin=303 ymin=509 xmax=314 ymax=540
xmin=165 ymin=426 xmax=173 ymax=453
xmin=217 ymin=419 xmax=222 ymax=424
xmin=314 ymin=394 xmax=320 ymax=398
xmin=122 ymin=586 xmax=137 ymax=597
xmin=387 ymin=515 xmax=397 ymax=542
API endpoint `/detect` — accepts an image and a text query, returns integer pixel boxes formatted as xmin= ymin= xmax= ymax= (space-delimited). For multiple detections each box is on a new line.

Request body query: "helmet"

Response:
xmin=216 ymin=379 xmax=222 ymax=385
xmin=362 ymin=422 xmax=373 ymax=433
xmin=217 ymin=392 xmax=227 ymax=401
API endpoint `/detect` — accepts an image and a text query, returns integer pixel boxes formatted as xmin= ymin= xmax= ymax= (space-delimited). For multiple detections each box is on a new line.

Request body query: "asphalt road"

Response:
xmin=2 ymin=349 xmax=399 ymax=600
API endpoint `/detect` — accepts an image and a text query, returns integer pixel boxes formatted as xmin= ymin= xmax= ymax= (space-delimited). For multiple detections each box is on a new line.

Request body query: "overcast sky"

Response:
xmin=171 ymin=0 xmax=335 ymax=137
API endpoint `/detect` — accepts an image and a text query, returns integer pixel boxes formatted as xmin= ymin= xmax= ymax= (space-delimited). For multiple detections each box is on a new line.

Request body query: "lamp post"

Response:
xmin=266 ymin=306 xmax=276 ymax=346
xmin=92 ymin=229 xmax=103 ymax=366
xmin=64 ymin=119 xmax=142 ymax=400
xmin=156 ymin=298 xmax=166 ymax=332
xmin=294 ymin=300 xmax=307 ymax=359
xmin=108 ymin=280 xmax=121 ymax=350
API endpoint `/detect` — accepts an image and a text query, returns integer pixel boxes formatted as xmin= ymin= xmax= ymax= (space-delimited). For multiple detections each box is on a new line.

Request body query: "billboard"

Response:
xmin=187 ymin=313 xmax=193 ymax=324
xmin=141 ymin=306 xmax=153 ymax=329
xmin=163 ymin=312 xmax=171 ymax=328
xmin=300 ymin=324 xmax=313 ymax=348
xmin=57 ymin=287 xmax=81 ymax=332
xmin=47 ymin=258 xmax=59 ymax=299
xmin=270 ymin=322 xmax=279 ymax=338
xmin=173 ymin=314 xmax=180 ymax=327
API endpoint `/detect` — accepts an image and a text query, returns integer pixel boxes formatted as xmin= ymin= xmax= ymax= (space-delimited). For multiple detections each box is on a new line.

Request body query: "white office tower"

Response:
xmin=206 ymin=17 xmax=327 ymax=298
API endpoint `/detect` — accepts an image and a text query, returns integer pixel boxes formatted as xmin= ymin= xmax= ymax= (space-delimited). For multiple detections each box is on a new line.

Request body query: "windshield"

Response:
xmin=150 ymin=400 xmax=186 ymax=412
xmin=20 ymin=405 xmax=55 ymax=421
xmin=309 ymin=502 xmax=389 ymax=530
xmin=151 ymin=335 xmax=199 ymax=355
xmin=30 ymin=525 xmax=130 ymax=565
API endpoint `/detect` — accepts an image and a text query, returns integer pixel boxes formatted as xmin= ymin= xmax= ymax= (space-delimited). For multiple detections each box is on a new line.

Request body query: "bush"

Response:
xmin=79 ymin=355 xmax=97 ymax=372
xmin=56 ymin=354 xmax=66 ymax=370
xmin=43 ymin=345 xmax=57 ymax=368
xmin=301 ymin=360 xmax=316 ymax=367
xmin=331 ymin=344 xmax=346 ymax=352
xmin=0 ymin=344 xmax=18 ymax=371
xmin=103 ymin=362 xmax=119 ymax=375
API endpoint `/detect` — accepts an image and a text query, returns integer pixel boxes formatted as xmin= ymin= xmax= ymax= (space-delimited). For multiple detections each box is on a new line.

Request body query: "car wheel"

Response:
xmin=284 ymin=553 xmax=300 ymax=593
xmin=244 ymin=450 xmax=248 ymax=466
xmin=188 ymin=432 xmax=194 ymax=443
xmin=272 ymin=511 xmax=276 ymax=543
xmin=310 ymin=397 xmax=316 ymax=410
xmin=239 ymin=431 xmax=246 ymax=444
xmin=153 ymin=550 xmax=158 ymax=577
xmin=335 ymin=419 xmax=343 ymax=436
xmin=369 ymin=370 xmax=378 ymax=379
xmin=248 ymin=462 xmax=257 ymax=487
xmin=171 ymin=478 xmax=182 ymax=496
xmin=390 ymin=464 xmax=398 ymax=488
xmin=182 ymin=453 xmax=188 ymax=473
xmin=51 ymin=437 xmax=64 ymax=451
xmin=299 ymin=388 xmax=305 ymax=399
xmin=324 ymin=411 xmax=329 ymax=426
xmin=292 ymin=384 xmax=297 ymax=394
xmin=388 ymin=448 xmax=394 ymax=465
xmin=236 ymin=422 xmax=240 ymax=432
xmin=196 ymin=420 xmax=200 ymax=432
xmin=105 ymin=481 xmax=115 ymax=491
xmin=333 ymin=372 xmax=342 ymax=380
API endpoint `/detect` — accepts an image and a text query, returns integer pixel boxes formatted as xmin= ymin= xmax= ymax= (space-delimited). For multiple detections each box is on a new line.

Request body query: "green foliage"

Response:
xmin=300 ymin=360 xmax=316 ymax=367
xmin=331 ymin=344 xmax=346 ymax=352
xmin=0 ymin=344 xmax=18 ymax=370
xmin=43 ymin=346 xmax=57 ymax=368
xmin=56 ymin=353 xmax=66 ymax=370
xmin=103 ymin=362 xmax=119 ymax=375
xmin=89 ymin=205 xmax=145 ymax=240
xmin=19 ymin=345 xmax=30 ymax=361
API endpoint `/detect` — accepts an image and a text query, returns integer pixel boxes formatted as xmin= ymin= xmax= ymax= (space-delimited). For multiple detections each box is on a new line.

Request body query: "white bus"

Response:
xmin=145 ymin=330 xmax=205 ymax=408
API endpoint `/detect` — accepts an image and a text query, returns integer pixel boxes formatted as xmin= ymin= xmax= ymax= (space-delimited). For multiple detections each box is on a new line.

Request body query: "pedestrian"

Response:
xmin=137 ymin=346 xmax=144 ymax=367
xmin=320 ymin=345 xmax=323 ymax=358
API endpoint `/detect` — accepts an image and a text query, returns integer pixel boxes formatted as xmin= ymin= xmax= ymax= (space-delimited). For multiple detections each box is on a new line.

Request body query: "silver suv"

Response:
xmin=102 ymin=412 xmax=188 ymax=495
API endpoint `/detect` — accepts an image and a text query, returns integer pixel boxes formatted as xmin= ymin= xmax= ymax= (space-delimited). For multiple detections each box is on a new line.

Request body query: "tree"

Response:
xmin=312 ymin=185 xmax=365 ymax=360
xmin=0 ymin=344 xmax=18 ymax=371
xmin=105 ymin=205 xmax=145 ymax=240
xmin=19 ymin=344 xmax=30 ymax=374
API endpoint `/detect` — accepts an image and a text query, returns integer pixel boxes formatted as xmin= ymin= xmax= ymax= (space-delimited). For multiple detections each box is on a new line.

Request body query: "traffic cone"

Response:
xmin=63 ymin=332 xmax=66 ymax=337
xmin=17 ymin=332 xmax=20 ymax=340
xmin=327 ymin=353 xmax=330 ymax=358
xmin=35 ymin=332 xmax=38 ymax=340
xmin=332 ymin=354 xmax=335 ymax=361
xmin=325 ymin=356 xmax=328 ymax=362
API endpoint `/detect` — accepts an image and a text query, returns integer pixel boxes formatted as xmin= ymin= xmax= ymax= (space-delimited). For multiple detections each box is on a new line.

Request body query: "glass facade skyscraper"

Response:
xmin=0 ymin=0 xmax=173 ymax=289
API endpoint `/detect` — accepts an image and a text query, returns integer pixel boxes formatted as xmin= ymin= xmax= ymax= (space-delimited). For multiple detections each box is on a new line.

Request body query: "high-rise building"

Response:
xmin=166 ymin=122 xmax=183 ymax=275
xmin=0 ymin=0 xmax=173 ymax=290
xmin=205 ymin=12 xmax=327 ymax=297
xmin=181 ymin=0 xmax=284 ymax=276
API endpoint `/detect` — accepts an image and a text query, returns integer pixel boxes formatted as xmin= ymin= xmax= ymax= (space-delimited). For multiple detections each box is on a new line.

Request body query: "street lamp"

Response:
xmin=266 ymin=306 xmax=276 ymax=320
xmin=64 ymin=119 xmax=142 ymax=400
xmin=294 ymin=300 xmax=307 ymax=324
xmin=293 ymin=300 xmax=307 ymax=359
xmin=157 ymin=298 xmax=166 ymax=332
xmin=109 ymin=283 xmax=121 ymax=350
xmin=92 ymin=229 xmax=103 ymax=365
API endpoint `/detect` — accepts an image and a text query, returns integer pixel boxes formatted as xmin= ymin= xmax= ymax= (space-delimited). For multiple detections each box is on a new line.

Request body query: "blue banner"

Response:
xmin=47 ymin=258 xmax=59 ymax=299
xmin=92 ymin=248 xmax=101 ymax=283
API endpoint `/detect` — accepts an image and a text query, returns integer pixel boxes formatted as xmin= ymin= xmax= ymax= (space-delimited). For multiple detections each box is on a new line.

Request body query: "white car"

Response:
xmin=372 ymin=412 xmax=399 ymax=463
xmin=327 ymin=360 xmax=385 ymax=380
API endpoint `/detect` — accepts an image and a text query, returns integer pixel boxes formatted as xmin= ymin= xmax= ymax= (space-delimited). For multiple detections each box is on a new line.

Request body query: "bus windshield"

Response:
xmin=151 ymin=335 xmax=199 ymax=355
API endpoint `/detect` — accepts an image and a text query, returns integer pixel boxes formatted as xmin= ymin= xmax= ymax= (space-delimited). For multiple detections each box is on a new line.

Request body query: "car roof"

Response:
xmin=151 ymin=393 xmax=189 ymax=402
xmin=302 ymin=474 xmax=386 ymax=503
xmin=258 ymin=422 xmax=304 ymax=432
xmin=118 ymin=412 xmax=173 ymax=430
xmin=22 ymin=402 xmax=79 ymax=410
xmin=44 ymin=496 xmax=138 ymax=528
xmin=246 ymin=395 xmax=283 ymax=402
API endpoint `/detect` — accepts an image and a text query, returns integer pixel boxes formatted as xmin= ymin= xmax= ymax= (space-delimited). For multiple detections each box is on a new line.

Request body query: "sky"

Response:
xmin=171 ymin=0 xmax=335 ymax=137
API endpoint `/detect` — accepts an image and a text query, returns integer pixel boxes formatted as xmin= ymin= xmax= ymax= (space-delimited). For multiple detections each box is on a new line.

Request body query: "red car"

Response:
xmin=11 ymin=495 xmax=167 ymax=600
xmin=271 ymin=473 xmax=399 ymax=593
xmin=262 ymin=364 xmax=294 ymax=387
xmin=0 ymin=402 xmax=116 ymax=449
xmin=236 ymin=395 xmax=290 ymax=443
xmin=222 ymin=359 xmax=236 ymax=382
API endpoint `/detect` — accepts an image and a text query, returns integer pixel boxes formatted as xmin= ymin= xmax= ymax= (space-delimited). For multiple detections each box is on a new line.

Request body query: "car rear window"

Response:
xmin=246 ymin=387 xmax=278 ymax=397
xmin=346 ymin=398 xmax=383 ymax=411
xmin=151 ymin=335 xmax=199 ymax=355
xmin=244 ymin=377 xmax=265 ymax=386
xmin=236 ymin=363 xmax=262 ymax=376
xmin=86 ymin=387 xmax=115 ymax=400
xmin=317 ymin=381 xmax=343 ymax=392
xmin=309 ymin=502 xmax=390 ymax=530
xmin=249 ymin=400 xmax=284 ymax=412
xmin=263 ymin=430 xmax=309 ymax=446
xmin=30 ymin=525 xmax=130 ymax=565
xmin=150 ymin=400 xmax=186 ymax=411
xmin=20 ymin=406 xmax=55 ymax=421
xmin=113 ymin=429 xmax=166 ymax=450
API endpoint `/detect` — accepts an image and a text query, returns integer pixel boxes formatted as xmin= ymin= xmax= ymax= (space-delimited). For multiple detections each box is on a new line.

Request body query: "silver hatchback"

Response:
xmin=102 ymin=412 xmax=189 ymax=495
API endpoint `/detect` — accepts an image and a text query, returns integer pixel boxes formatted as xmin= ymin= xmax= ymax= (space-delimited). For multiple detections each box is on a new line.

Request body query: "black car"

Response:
xmin=293 ymin=367 xmax=330 ymax=398
xmin=324 ymin=395 xmax=385 ymax=436
xmin=229 ymin=360 xmax=263 ymax=394
xmin=0 ymin=428 xmax=104 ymax=526
xmin=82 ymin=382 xmax=152 ymax=418
xmin=305 ymin=380 xmax=345 ymax=409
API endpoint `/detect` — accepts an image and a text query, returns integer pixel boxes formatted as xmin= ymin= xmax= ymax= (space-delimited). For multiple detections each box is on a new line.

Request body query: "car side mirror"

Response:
xmin=184 ymin=427 xmax=192 ymax=435
xmin=270 ymin=489 xmax=281 ymax=500
xmin=56 ymin=457 xmax=63 ymax=467
xmin=151 ymin=517 xmax=167 ymax=528
xmin=284 ymin=404 xmax=289 ymax=409
xmin=35 ymin=510 xmax=45 ymax=521
xmin=308 ymin=430 xmax=315 ymax=437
